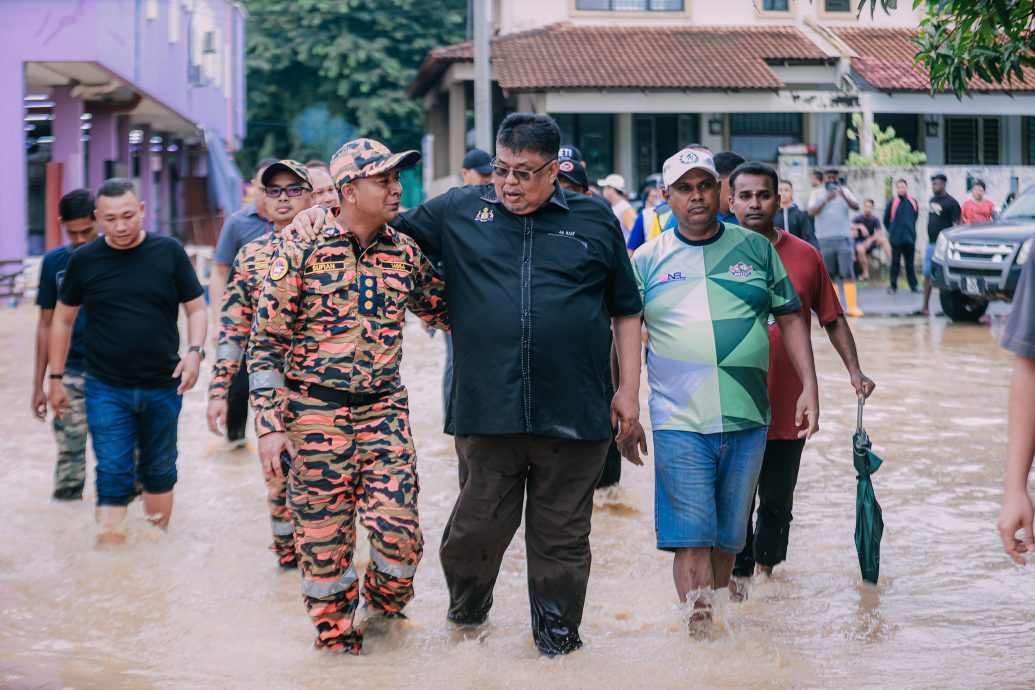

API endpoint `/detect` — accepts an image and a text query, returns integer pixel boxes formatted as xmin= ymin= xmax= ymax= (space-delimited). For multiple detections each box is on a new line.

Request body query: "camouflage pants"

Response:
xmin=284 ymin=387 xmax=422 ymax=653
xmin=52 ymin=372 xmax=87 ymax=498
xmin=266 ymin=467 xmax=296 ymax=567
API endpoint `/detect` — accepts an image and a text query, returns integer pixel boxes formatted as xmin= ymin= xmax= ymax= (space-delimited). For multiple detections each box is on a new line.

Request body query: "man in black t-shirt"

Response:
xmin=48 ymin=179 xmax=207 ymax=544
xmin=920 ymin=173 xmax=962 ymax=315
xmin=851 ymin=199 xmax=891 ymax=281
xmin=32 ymin=189 xmax=97 ymax=500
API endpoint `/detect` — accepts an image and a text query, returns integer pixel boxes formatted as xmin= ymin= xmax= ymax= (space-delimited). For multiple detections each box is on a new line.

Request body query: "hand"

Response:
xmin=258 ymin=432 xmax=296 ymax=481
xmin=826 ymin=189 xmax=837 ymax=201
xmin=852 ymin=371 xmax=876 ymax=399
xmin=48 ymin=380 xmax=68 ymax=420
xmin=610 ymin=387 xmax=641 ymax=443
xmin=173 ymin=351 xmax=202 ymax=394
xmin=32 ymin=387 xmax=48 ymax=421
xmin=206 ymin=398 xmax=227 ymax=436
xmin=283 ymin=206 xmax=328 ymax=243
xmin=794 ymin=387 xmax=820 ymax=440
xmin=997 ymin=487 xmax=1035 ymax=565
xmin=617 ymin=422 xmax=647 ymax=467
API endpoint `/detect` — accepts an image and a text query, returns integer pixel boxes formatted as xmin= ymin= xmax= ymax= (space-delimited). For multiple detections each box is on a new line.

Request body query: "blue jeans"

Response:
xmin=653 ymin=427 xmax=768 ymax=553
xmin=84 ymin=377 xmax=182 ymax=506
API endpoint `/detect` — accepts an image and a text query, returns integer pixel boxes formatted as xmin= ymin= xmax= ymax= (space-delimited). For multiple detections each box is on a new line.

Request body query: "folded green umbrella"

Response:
xmin=853 ymin=398 xmax=884 ymax=585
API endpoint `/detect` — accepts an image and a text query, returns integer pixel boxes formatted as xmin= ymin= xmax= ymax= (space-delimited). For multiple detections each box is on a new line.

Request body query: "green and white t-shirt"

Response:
xmin=632 ymin=222 xmax=801 ymax=434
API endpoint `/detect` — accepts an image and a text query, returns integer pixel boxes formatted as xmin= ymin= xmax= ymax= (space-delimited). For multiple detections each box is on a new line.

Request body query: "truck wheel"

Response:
xmin=939 ymin=290 xmax=989 ymax=322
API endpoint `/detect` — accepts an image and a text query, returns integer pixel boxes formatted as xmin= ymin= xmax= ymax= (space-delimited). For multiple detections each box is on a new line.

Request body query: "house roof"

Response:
xmin=831 ymin=27 xmax=1035 ymax=93
xmin=409 ymin=22 xmax=831 ymax=97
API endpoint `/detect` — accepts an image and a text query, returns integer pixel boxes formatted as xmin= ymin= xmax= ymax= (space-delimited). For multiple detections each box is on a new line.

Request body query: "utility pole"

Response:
xmin=473 ymin=0 xmax=492 ymax=152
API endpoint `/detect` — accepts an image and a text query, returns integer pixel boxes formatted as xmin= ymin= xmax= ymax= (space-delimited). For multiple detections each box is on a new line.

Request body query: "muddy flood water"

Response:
xmin=0 ymin=305 xmax=1030 ymax=689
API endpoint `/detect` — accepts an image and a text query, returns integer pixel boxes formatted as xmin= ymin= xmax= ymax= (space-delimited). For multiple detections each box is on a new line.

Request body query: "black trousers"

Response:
xmin=733 ymin=438 xmax=807 ymax=577
xmin=596 ymin=432 xmax=622 ymax=488
xmin=889 ymin=242 xmax=918 ymax=291
xmin=440 ymin=434 xmax=609 ymax=655
xmin=225 ymin=363 xmax=249 ymax=441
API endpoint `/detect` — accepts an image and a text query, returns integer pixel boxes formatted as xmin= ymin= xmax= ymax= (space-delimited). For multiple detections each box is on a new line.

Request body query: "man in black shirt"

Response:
xmin=884 ymin=179 xmax=920 ymax=294
xmin=920 ymin=173 xmax=962 ymax=315
xmin=289 ymin=113 xmax=645 ymax=656
xmin=777 ymin=180 xmax=818 ymax=249
xmin=48 ymin=179 xmax=207 ymax=544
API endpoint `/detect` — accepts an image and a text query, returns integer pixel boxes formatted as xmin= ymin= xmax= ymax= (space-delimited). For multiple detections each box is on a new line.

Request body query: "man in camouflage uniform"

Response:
xmin=207 ymin=160 xmax=314 ymax=568
xmin=248 ymin=138 xmax=448 ymax=654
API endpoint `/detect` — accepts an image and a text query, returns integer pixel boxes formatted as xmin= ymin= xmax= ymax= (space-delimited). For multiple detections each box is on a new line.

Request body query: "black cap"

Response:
xmin=557 ymin=157 xmax=589 ymax=190
xmin=930 ymin=173 xmax=948 ymax=182
xmin=558 ymin=144 xmax=582 ymax=162
xmin=462 ymin=149 xmax=493 ymax=175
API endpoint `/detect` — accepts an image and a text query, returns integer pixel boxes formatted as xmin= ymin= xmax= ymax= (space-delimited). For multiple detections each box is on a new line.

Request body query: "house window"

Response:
xmin=823 ymin=0 xmax=852 ymax=11
xmin=729 ymin=113 xmax=803 ymax=162
xmin=763 ymin=0 xmax=790 ymax=10
xmin=945 ymin=116 xmax=1001 ymax=165
xmin=1026 ymin=117 xmax=1035 ymax=164
xmin=575 ymin=0 xmax=684 ymax=10
xmin=553 ymin=113 xmax=615 ymax=182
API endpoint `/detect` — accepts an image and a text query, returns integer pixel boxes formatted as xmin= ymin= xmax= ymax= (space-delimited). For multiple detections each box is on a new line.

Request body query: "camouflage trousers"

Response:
xmin=284 ymin=387 xmax=423 ymax=653
xmin=52 ymin=372 xmax=87 ymax=499
xmin=265 ymin=467 xmax=296 ymax=567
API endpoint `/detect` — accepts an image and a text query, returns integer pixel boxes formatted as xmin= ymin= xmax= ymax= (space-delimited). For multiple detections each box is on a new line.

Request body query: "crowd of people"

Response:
xmin=28 ymin=111 xmax=1035 ymax=656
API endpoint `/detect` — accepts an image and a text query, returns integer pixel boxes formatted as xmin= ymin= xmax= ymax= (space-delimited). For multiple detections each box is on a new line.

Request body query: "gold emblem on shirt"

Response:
xmin=268 ymin=256 xmax=289 ymax=281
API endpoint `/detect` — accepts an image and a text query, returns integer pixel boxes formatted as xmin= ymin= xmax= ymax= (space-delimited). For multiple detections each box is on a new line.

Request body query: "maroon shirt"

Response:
xmin=768 ymin=230 xmax=843 ymax=441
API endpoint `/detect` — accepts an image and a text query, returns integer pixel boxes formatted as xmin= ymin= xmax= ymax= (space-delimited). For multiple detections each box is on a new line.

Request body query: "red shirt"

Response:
xmin=960 ymin=198 xmax=995 ymax=225
xmin=768 ymin=230 xmax=843 ymax=440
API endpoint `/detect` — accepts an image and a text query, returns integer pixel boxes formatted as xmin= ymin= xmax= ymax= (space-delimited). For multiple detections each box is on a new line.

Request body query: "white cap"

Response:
xmin=596 ymin=173 xmax=626 ymax=193
xmin=662 ymin=148 xmax=720 ymax=188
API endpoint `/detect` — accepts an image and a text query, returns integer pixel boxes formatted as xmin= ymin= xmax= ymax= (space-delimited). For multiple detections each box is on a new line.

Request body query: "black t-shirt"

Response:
xmin=36 ymin=244 xmax=88 ymax=373
xmin=59 ymin=233 xmax=204 ymax=388
xmin=394 ymin=183 xmax=643 ymax=441
xmin=927 ymin=192 xmax=962 ymax=243
xmin=851 ymin=213 xmax=880 ymax=240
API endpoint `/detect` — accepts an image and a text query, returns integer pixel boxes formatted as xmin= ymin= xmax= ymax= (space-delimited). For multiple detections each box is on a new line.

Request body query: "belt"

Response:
xmin=285 ymin=378 xmax=390 ymax=407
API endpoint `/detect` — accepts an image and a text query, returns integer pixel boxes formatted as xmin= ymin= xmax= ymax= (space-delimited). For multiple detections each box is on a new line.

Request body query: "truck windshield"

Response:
xmin=1002 ymin=191 xmax=1035 ymax=219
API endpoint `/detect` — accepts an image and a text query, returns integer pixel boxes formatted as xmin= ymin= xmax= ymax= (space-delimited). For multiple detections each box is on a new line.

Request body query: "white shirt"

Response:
xmin=611 ymin=198 xmax=634 ymax=242
xmin=807 ymin=186 xmax=858 ymax=241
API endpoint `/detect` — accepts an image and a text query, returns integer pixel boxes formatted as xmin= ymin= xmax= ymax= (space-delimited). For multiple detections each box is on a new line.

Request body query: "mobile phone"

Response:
xmin=825 ymin=182 xmax=838 ymax=192
xmin=280 ymin=451 xmax=292 ymax=472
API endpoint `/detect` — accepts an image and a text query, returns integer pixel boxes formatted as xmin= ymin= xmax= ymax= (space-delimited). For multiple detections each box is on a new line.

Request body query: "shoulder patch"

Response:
xmin=269 ymin=256 xmax=289 ymax=281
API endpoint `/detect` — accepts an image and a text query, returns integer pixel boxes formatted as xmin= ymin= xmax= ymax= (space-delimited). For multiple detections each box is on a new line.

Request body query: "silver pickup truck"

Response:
xmin=930 ymin=191 xmax=1034 ymax=322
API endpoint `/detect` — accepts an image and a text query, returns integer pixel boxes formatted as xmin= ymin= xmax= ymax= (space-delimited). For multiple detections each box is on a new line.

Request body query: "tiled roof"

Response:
xmin=832 ymin=27 xmax=1035 ymax=92
xmin=410 ymin=22 xmax=830 ymax=96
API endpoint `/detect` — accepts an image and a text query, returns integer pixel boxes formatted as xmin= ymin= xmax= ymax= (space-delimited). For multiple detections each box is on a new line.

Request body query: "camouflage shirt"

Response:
xmin=247 ymin=219 xmax=449 ymax=435
xmin=208 ymin=235 xmax=277 ymax=401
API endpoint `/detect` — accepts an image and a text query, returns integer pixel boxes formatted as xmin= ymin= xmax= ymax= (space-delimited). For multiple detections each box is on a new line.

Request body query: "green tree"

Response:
xmin=844 ymin=114 xmax=927 ymax=167
xmin=861 ymin=0 xmax=1035 ymax=97
xmin=239 ymin=0 xmax=466 ymax=173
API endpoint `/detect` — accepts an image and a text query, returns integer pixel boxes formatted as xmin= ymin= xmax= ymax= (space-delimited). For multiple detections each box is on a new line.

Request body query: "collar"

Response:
xmin=321 ymin=216 xmax=397 ymax=245
xmin=480 ymin=181 xmax=570 ymax=212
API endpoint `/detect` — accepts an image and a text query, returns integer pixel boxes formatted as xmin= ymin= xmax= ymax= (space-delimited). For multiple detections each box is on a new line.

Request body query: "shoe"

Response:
xmin=910 ymin=287 xmax=920 ymax=294
xmin=278 ymin=557 xmax=298 ymax=570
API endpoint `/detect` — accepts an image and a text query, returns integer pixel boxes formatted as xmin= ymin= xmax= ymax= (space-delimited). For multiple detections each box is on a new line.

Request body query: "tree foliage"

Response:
xmin=845 ymin=114 xmax=927 ymax=167
xmin=238 ymin=0 xmax=466 ymax=174
xmin=860 ymin=0 xmax=1035 ymax=97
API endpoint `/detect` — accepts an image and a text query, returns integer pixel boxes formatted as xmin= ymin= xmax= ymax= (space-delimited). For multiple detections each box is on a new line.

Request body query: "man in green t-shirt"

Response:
xmin=630 ymin=147 xmax=820 ymax=629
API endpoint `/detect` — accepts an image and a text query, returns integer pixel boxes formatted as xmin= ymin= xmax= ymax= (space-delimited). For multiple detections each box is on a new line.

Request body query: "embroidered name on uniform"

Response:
xmin=729 ymin=262 xmax=754 ymax=278
xmin=358 ymin=275 xmax=379 ymax=315
xmin=475 ymin=207 xmax=494 ymax=223
xmin=304 ymin=261 xmax=348 ymax=275
xmin=252 ymin=261 xmax=269 ymax=272
xmin=382 ymin=261 xmax=411 ymax=273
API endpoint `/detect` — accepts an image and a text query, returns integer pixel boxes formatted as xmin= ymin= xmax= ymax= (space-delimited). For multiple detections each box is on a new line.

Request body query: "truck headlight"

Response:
xmin=1018 ymin=237 xmax=1033 ymax=265
xmin=934 ymin=233 xmax=950 ymax=261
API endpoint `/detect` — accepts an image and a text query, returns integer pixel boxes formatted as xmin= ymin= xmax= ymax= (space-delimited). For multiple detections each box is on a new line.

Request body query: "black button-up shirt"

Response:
xmin=394 ymin=182 xmax=642 ymax=441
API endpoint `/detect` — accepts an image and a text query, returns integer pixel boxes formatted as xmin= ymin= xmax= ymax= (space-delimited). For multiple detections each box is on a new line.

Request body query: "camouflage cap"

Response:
xmin=330 ymin=138 xmax=421 ymax=189
xmin=260 ymin=159 xmax=312 ymax=188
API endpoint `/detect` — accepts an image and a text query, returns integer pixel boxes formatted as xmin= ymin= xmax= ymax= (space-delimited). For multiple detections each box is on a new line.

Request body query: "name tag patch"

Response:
xmin=305 ymin=261 xmax=349 ymax=275
xmin=358 ymin=275 xmax=379 ymax=316
xmin=382 ymin=261 xmax=411 ymax=273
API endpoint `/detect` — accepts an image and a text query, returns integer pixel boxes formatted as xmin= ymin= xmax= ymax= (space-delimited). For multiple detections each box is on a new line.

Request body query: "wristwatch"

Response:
xmin=188 ymin=345 xmax=206 ymax=360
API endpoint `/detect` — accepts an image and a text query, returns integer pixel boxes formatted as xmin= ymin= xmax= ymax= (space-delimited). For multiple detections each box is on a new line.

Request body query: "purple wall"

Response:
xmin=0 ymin=0 xmax=247 ymax=260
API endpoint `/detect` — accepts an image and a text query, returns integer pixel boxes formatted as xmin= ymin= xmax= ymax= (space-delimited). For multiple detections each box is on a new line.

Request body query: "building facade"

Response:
xmin=2 ymin=0 xmax=247 ymax=261
xmin=411 ymin=0 xmax=1035 ymax=199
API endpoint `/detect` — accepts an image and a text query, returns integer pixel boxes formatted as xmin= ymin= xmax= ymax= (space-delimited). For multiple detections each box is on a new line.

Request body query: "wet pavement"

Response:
xmin=0 ymin=305 xmax=1030 ymax=689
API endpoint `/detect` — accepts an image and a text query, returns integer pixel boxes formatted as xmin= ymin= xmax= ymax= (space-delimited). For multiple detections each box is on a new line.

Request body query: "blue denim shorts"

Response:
xmin=84 ymin=377 xmax=183 ymax=506
xmin=922 ymin=243 xmax=936 ymax=278
xmin=653 ymin=427 xmax=768 ymax=553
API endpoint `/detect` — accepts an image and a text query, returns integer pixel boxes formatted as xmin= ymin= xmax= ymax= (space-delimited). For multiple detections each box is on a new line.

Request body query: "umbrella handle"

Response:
xmin=856 ymin=396 xmax=865 ymax=434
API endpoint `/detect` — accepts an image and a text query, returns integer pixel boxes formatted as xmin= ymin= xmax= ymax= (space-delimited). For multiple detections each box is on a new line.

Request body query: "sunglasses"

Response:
xmin=264 ymin=184 xmax=311 ymax=198
xmin=490 ymin=158 xmax=555 ymax=182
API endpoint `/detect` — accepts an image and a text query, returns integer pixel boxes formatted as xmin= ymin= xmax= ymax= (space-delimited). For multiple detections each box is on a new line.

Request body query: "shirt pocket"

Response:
xmin=537 ymin=232 xmax=590 ymax=284
xmin=380 ymin=269 xmax=413 ymax=322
